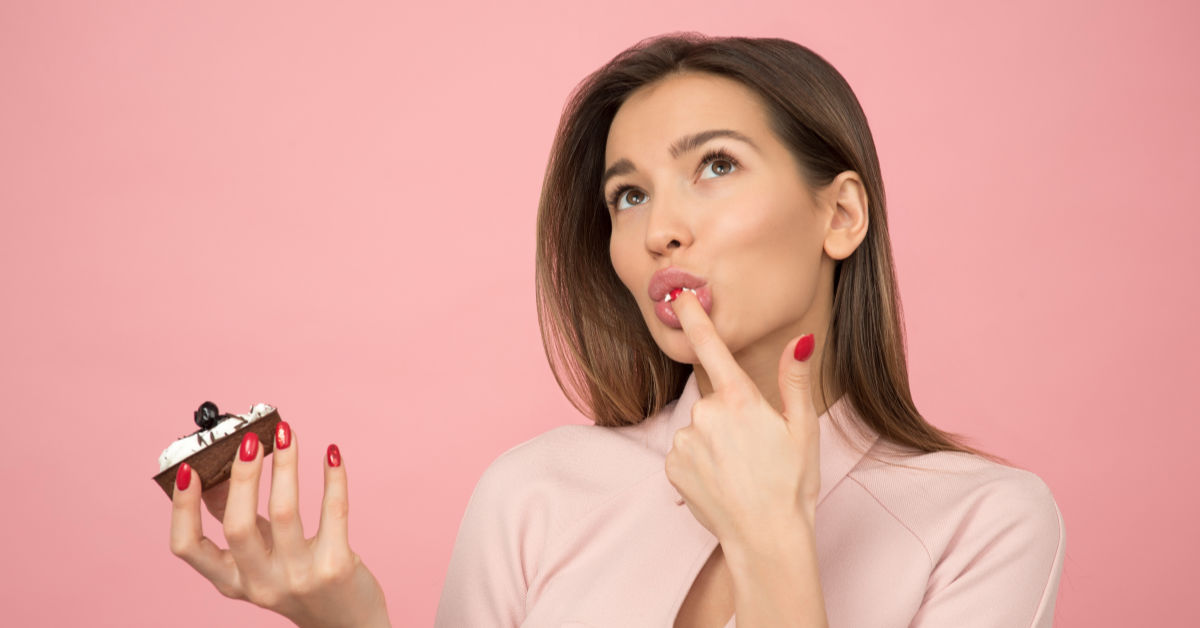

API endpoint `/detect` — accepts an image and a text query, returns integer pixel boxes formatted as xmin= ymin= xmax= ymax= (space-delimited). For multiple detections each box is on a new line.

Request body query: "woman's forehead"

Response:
xmin=605 ymin=74 xmax=772 ymax=161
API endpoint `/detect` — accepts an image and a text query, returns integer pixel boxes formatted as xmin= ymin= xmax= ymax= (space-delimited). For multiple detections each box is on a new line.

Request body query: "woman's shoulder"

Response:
xmin=471 ymin=416 xmax=671 ymax=506
xmin=853 ymin=443 xmax=1058 ymax=502
xmin=854 ymin=441 xmax=1051 ymax=492
xmin=845 ymin=443 xmax=1064 ymax=567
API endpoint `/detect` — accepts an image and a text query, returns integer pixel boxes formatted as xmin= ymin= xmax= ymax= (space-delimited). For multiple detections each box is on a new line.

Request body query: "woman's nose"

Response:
xmin=643 ymin=188 xmax=694 ymax=255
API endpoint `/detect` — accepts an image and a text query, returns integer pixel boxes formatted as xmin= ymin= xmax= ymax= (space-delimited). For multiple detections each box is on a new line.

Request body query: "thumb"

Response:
xmin=778 ymin=333 xmax=817 ymax=422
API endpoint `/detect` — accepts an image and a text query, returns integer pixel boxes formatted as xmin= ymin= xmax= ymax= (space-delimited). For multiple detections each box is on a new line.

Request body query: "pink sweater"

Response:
xmin=435 ymin=371 xmax=1066 ymax=627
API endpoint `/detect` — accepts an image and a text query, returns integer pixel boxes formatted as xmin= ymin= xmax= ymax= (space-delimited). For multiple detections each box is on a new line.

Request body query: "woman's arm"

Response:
xmin=723 ymin=512 xmax=828 ymax=628
xmin=433 ymin=450 xmax=537 ymax=628
xmin=909 ymin=475 xmax=1066 ymax=627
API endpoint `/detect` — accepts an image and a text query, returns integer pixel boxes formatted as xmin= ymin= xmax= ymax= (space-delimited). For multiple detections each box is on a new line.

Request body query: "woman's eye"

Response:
xmin=699 ymin=157 xmax=737 ymax=180
xmin=607 ymin=150 xmax=739 ymax=212
xmin=610 ymin=186 xmax=645 ymax=211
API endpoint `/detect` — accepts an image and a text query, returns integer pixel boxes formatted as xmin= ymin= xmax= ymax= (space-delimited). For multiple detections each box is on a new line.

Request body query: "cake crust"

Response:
xmin=153 ymin=409 xmax=283 ymax=497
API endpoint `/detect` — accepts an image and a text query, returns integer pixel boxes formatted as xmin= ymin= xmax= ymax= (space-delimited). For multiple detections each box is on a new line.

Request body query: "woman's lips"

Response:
xmin=653 ymin=284 xmax=713 ymax=329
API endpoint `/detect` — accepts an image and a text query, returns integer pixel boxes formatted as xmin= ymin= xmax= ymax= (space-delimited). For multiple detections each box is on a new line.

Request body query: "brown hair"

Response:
xmin=535 ymin=32 xmax=1009 ymax=466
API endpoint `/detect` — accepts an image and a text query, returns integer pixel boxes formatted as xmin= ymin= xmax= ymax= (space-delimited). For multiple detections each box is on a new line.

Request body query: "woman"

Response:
xmin=169 ymin=32 xmax=1065 ymax=628
xmin=435 ymin=32 xmax=1064 ymax=627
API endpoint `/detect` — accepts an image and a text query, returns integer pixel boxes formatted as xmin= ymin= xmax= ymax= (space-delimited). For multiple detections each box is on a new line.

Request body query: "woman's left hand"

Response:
xmin=664 ymin=289 xmax=822 ymax=547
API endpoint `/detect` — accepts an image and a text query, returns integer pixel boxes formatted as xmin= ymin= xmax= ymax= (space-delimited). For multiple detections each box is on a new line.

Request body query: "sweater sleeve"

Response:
xmin=433 ymin=445 xmax=546 ymax=628
xmin=908 ymin=472 xmax=1067 ymax=628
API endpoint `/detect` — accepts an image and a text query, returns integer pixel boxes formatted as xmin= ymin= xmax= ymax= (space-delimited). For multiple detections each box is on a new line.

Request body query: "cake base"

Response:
xmin=153 ymin=409 xmax=283 ymax=498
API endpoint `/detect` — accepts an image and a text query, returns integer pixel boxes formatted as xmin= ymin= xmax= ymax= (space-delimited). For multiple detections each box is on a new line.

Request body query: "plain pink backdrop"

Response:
xmin=2 ymin=0 xmax=1197 ymax=626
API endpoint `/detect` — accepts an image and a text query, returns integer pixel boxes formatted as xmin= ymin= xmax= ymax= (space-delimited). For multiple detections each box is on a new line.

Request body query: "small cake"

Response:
xmin=153 ymin=401 xmax=283 ymax=497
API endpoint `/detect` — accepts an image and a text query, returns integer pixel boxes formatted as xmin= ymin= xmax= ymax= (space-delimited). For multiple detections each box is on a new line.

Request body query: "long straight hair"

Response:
xmin=535 ymin=32 xmax=1006 ymax=465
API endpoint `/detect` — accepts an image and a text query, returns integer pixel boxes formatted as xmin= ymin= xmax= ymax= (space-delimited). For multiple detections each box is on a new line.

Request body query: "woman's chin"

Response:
xmin=654 ymin=339 xmax=701 ymax=366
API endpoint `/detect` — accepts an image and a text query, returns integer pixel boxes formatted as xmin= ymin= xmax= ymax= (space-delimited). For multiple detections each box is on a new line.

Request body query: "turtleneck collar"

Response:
xmin=654 ymin=369 xmax=879 ymax=507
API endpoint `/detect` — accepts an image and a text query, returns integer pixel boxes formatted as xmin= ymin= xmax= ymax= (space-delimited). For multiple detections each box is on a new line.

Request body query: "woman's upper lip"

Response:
xmin=648 ymin=267 xmax=708 ymax=302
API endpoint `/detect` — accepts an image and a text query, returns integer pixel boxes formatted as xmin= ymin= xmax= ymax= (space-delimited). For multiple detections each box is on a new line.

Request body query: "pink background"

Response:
xmin=2 ymin=1 xmax=1196 ymax=626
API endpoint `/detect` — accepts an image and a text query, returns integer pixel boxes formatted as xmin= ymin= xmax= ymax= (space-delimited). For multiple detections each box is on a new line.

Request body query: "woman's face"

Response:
xmin=604 ymin=71 xmax=848 ymax=376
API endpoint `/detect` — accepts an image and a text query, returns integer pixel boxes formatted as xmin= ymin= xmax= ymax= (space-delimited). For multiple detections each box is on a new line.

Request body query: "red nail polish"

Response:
xmin=176 ymin=462 xmax=191 ymax=491
xmin=794 ymin=334 xmax=815 ymax=362
xmin=276 ymin=421 xmax=292 ymax=450
xmin=669 ymin=287 xmax=683 ymax=302
xmin=240 ymin=431 xmax=259 ymax=461
xmin=327 ymin=443 xmax=341 ymax=468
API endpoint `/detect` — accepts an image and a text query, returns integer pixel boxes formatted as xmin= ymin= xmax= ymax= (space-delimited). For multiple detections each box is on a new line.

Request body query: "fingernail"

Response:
xmin=327 ymin=443 xmax=341 ymax=468
xmin=668 ymin=287 xmax=683 ymax=302
xmin=240 ymin=431 xmax=259 ymax=461
xmin=176 ymin=462 xmax=191 ymax=491
xmin=276 ymin=421 xmax=292 ymax=450
xmin=794 ymin=333 xmax=815 ymax=362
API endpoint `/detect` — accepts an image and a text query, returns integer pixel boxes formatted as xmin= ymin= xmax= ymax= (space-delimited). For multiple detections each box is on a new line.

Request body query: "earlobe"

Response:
xmin=823 ymin=172 xmax=869 ymax=261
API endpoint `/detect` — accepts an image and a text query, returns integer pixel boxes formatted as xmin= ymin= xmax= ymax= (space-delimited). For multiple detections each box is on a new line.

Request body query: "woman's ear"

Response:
xmin=822 ymin=171 xmax=869 ymax=261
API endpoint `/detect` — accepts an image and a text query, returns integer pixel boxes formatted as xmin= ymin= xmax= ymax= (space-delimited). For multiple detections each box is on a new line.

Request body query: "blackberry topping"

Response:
xmin=194 ymin=401 xmax=221 ymax=430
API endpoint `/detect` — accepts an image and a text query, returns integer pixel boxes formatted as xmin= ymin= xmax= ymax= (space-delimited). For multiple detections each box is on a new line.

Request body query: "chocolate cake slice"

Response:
xmin=153 ymin=402 xmax=283 ymax=498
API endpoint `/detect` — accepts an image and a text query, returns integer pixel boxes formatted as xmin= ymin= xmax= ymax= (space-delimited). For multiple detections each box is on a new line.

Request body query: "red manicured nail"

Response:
xmin=794 ymin=334 xmax=815 ymax=362
xmin=176 ymin=462 xmax=191 ymax=491
xmin=669 ymin=287 xmax=683 ymax=302
xmin=240 ymin=432 xmax=259 ymax=461
xmin=276 ymin=421 xmax=292 ymax=450
xmin=327 ymin=443 xmax=341 ymax=468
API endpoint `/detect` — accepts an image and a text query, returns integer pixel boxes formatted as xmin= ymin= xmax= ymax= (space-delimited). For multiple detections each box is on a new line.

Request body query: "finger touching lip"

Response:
xmin=654 ymin=285 xmax=713 ymax=329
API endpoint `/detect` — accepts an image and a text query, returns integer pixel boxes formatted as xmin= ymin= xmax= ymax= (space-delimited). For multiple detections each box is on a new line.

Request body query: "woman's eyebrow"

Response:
xmin=601 ymin=129 xmax=759 ymax=190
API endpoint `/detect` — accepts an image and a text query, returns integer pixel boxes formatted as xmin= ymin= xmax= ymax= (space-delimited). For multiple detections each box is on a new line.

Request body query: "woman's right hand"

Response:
xmin=169 ymin=421 xmax=390 ymax=628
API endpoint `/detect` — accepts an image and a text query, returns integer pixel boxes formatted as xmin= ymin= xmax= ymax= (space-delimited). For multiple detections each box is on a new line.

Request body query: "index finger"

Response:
xmin=669 ymin=288 xmax=751 ymax=392
xmin=169 ymin=464 xmax=238 ymax=590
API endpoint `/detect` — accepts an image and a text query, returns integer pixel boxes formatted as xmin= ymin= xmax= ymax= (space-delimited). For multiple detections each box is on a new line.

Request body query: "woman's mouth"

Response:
xmin=653 ymin=284 xmax=713 ymax=329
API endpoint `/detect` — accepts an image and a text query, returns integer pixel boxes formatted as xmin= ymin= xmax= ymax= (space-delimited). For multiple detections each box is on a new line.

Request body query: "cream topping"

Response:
xmin=157 ymin=403 xmax=275 ymax=472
